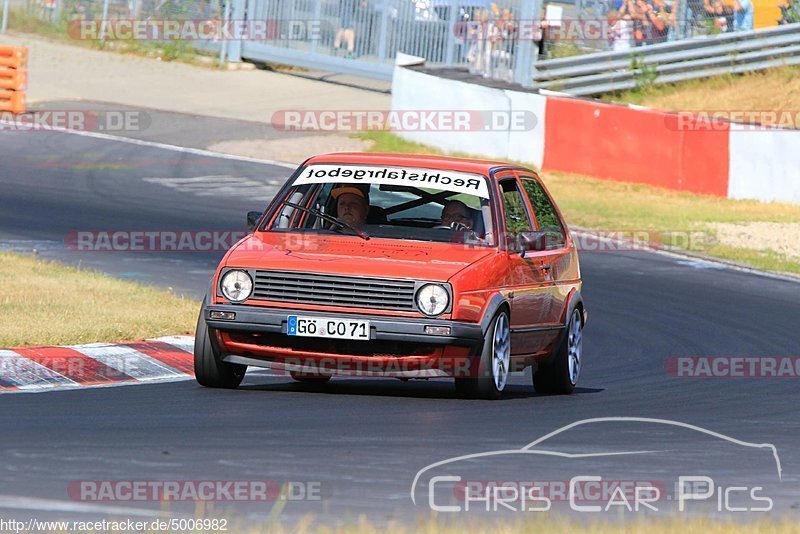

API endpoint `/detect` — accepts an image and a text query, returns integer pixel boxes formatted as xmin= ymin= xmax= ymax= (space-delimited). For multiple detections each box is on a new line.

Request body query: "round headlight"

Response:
xmin=416 ymin=284 xmax=449 ymax=316
xmin=220 ymin=270 xmax=253 ymax=303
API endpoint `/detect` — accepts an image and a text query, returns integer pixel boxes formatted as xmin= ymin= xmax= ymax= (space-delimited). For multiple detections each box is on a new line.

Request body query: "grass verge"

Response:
xmin=0 ymin=252 xmax=198 ymax=347
xmin=601 ymin=65 xmax=800 ymax=111
xmin=355 ymin=131 xmax=800 ymax=275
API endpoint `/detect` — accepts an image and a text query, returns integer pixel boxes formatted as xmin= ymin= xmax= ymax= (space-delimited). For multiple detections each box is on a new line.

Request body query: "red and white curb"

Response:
xmin=0 ymin=335 xmax=195 ymax=393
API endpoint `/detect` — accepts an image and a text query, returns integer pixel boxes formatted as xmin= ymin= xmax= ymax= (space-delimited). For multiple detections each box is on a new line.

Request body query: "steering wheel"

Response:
xmin=434 ymin=221 xmax=470 ymax=231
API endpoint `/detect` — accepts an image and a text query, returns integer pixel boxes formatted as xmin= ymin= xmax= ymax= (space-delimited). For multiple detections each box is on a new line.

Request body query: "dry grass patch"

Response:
xmin=0 ymin=252 xmax=198 ymax=347
xmin=603 ymin=66 xmax=800 ymax=112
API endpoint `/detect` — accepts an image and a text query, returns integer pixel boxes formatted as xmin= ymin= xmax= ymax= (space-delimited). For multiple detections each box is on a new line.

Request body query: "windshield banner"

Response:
xmin=295 ymin=164 xmax=490 ymax=199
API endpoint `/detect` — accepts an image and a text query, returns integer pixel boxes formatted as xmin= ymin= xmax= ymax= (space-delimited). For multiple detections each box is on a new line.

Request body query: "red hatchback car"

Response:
xmin=194 ymin=153 xmax=585 ymax=399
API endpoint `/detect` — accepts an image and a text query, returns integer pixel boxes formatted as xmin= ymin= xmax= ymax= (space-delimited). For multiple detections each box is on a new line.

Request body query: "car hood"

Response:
xmin=226 ymin=232 xmax=495 ymax=282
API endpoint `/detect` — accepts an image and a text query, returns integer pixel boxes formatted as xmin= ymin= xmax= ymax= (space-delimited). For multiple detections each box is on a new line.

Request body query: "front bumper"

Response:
xmin=205 ymin=304 xmax=483 ymax=346
xmin=205 ymin=304 xmax=484 ymax=378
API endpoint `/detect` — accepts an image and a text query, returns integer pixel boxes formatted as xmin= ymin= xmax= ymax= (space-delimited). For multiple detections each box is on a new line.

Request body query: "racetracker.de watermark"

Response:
xmin=0 ymin=110 xmax=149 ymax=132
xmin=271 ymin=110 xmax=537 ymax=132
xmin=666 ymin=111 xmax=800 ymax=132
xmin=63 ymin=229 xmax=716 ymax=253
xmin=666 ymin=356 xmax=800 ymax=378
xmin=454 ymin=18 xmax=700 ymax=43
xmin=68 ymin=19 xmax=331 ymax=41
xmin=571 ymin=230 xmax=716 ymax=252
xmin=67 ymin=480 xmax=323 ymax=502
xmin=64 ymin=231 xmax=249 ymax=252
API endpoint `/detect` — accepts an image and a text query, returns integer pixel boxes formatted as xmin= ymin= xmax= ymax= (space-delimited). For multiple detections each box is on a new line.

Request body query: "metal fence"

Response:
xmin=236 ymin=0 xmax=530 ymax=81
xmin=233 ymin=0 xmax=749 ymax=82
xmin=2 ymin=0 xmax=797 ymax=91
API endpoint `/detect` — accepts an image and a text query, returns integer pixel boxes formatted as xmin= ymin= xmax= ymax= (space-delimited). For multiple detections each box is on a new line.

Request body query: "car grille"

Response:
xmin=252 ymin=270 xmax=417 ymax=311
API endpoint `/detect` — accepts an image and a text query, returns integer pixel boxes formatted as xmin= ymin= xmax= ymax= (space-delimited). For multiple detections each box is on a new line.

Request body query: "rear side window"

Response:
xmin=499 ymin=179 xmax=533 ymax=238
xmin=521 ymin=178 xmax=566 ymax=249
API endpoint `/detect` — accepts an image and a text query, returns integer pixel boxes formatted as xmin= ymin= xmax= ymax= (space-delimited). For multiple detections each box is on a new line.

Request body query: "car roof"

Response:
xmin=303 ymin=152 xmax=531 ymax=177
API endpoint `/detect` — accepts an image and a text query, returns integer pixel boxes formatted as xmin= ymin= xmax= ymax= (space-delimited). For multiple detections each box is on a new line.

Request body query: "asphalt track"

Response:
xmin=1 ymin=116 xmax=799 ymax=526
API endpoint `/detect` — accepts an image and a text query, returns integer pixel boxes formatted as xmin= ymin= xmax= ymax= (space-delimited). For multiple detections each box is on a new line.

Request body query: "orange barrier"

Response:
xmin=0 ymin=90 xmax=26 ymax=114
xmin=0 ymin=46 xmax=28 ymax=69
xmin=0 ymin=46 xmax=28 ymax=114
xmin=542 ymin=96 xmax=730 ymax=197
xmin=0 ymin=69 xmax=27 ymax=91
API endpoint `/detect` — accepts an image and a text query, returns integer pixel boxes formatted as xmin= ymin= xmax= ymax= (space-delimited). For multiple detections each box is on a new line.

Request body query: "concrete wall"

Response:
xmin=391 ymin=65 xmax=800 ymax=205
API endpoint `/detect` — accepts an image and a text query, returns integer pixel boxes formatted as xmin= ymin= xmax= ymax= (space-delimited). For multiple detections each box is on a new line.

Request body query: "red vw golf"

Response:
xmin=195 ymin=153 xmax=585 ymax=399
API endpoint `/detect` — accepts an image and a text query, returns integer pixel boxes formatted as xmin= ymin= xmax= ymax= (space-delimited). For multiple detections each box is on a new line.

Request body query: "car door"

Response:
xmin=518 ymin=173 xmax=578 ymax=327
xmin=494 ymin=172 xmax=554 ymax=359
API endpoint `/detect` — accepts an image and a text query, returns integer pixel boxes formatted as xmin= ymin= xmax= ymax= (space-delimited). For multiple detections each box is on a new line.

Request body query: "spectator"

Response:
xmin=645 ymin=0 xmax=673 ymax=44
xmin=608 ymin=10 xmax=634 ymax=51
xmin=733 ymin=0 xmax=754 ymax=31
xmin=334 ymin=0 xmax=367 ymax=59
xmin=467 ymin=8 xmax=502 ymax=77
xmin=704 ymin=0 xmax=733 ymax=32
xmin=495 ymin=6 xmax=517 ymax=77
xmin=620 ymin=0 xmax=649 ymax=46
xmin=780 ymin=0 xmax=800 ymax=24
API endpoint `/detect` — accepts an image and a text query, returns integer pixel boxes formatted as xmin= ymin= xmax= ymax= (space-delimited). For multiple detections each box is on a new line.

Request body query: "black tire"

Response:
xmin=290 ymin=372 xmax=332 ymax=383
xmin=533 ymin=308 xmax=583 ymax=395
xmin=454 ymin=310 xmax=510 ymax=400
xmin=194 ymin=302 xmax=246 ymax=389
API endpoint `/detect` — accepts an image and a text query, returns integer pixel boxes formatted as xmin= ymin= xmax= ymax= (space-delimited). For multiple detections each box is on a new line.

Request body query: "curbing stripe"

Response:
xmin=0 ymin=339 xmax=196 ymax=394
xmin=151 ymin=335 xmax=195 ymax=353
xmin=71 ymin=343 xmax=185 ymax=381
xmin=0 ymin=378 xmax=18 ymax=389
xmin=0 ymin=349 xmax=77 ymax=389
xmin=12 ymin=346 xmax=136 ymax=386
xmin=122 ymin=341 xmax=195 ymax=376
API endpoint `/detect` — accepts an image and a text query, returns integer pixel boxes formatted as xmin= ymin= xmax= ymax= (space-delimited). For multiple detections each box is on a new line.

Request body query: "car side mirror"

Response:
xmin=518 ymin=231 xmax=547 ymax=253
xmin=246 ymin=211 xmax=263 ymax=232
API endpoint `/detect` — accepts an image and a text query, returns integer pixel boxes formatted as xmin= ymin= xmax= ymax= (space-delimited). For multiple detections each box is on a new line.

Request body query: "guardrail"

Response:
xmin=0 ymin=45 xmax=26 ymax=114
xmin=533 ymin=23 xmax=800 ymax=96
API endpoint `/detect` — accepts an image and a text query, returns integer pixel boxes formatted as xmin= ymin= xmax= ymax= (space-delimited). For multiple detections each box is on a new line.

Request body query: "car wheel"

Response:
xmin=194 ymin=301 xmax=246 ymax=389
xmin=290 ymin=372 xmax=332 ymax=383
xmin=454 ymin=310 xmax=510 ymax=400
xmin=533 ymin=308 xmax=582 ymax=395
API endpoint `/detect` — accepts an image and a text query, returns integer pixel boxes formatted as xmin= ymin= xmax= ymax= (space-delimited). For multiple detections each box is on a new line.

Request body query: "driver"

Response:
xmin=439 ymin=200 xmax=474 ymax=230
xmin=331 ymin=184 xmax=370 ymax=228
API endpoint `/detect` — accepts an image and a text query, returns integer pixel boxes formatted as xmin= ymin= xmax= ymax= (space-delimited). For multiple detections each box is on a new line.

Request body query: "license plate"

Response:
xmin=287 ymin=315 xmax=370 ymax=340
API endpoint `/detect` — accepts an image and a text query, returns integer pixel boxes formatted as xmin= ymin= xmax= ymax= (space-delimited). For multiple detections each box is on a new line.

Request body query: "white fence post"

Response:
xmin=98 ymin=0 xmax=111 ymax=41
xmin=1 ymin=0 xmax=10 ymax=34
xmin=513 ymin=0 xmax=541 ymax=87
xmin=219 ymin=0 xmax=230 ymax=66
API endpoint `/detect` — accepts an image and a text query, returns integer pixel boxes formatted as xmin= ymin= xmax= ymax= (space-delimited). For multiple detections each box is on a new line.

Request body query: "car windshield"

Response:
xmin=269 ymin=164 xmax=495 ymax=246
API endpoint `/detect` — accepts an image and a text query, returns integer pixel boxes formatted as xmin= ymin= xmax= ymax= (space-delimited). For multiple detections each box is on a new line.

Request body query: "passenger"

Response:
xmin=439 ymin=200 xmax=474 ymax=230
xmin=331 ymin=184 xmax=370 ymax=228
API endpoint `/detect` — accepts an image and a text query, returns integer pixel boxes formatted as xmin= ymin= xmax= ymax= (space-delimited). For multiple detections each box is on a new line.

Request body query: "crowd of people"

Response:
xmin=465 ymin=5 xmax=518 ymax=79
xmin=462 ymin=0 xmax=763 ymax=68
xmin=323 ymin=0 xmax=784 ymax=79
xmin=607 ymin=0 xmax=755 ymax=51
